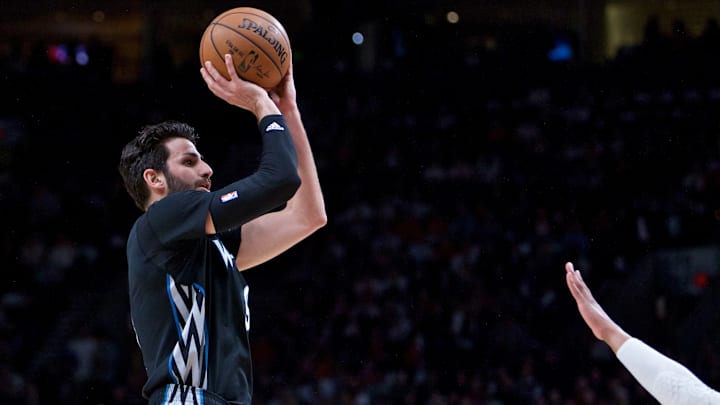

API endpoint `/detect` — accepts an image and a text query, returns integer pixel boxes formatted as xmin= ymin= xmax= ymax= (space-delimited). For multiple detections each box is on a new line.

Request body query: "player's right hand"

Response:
xmin=200 ymin=54 xmax=280 ymax=119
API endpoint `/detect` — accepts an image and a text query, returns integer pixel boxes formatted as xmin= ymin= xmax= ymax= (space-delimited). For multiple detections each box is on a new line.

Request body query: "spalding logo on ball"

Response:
xmin=199 ymin=7 xmax=291 ymax=89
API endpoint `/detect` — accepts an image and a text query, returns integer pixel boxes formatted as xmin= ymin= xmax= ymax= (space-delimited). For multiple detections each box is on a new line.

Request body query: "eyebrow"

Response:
xmin=181 ymin=151 xmax=204 ymax=160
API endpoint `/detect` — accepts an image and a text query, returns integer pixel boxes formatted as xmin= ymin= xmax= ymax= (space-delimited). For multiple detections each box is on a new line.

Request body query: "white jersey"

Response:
xmin=616 ymin=338 xmax=720 ymax=404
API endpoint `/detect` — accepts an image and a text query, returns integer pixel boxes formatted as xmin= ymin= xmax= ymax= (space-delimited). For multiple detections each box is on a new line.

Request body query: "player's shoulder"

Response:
xmin=141 ymin=191 xmax=214 ymax=241
xmin=146 ymin=191 xmax=212 ymax=220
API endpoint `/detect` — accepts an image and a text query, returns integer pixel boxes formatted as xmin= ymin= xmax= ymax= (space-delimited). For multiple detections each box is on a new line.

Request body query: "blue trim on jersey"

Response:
xmin=158 ymin=384 xmax=207 ymax=405
xmin=168 ymin=355 xmax=178 ymax=385
xmin=193 ymin=282 xmax=205 ymax=296
xmin=193 ymin=282 xmax=210 ymax=384
xmin=167 ymin=274 xmax=184 ymax=338
xmin=167 ymin=274 xmax=181 ymax=384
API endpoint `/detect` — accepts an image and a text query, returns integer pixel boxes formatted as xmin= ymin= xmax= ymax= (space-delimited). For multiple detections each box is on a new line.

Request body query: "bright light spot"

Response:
xmin=352 ymin=32 xmax=364 ymax=45
xmin=48 ymin=44 xmax=71 ymax=65
xmin=75 ymin=45 xmax=89 ymax=65
xmin=548 ymin=39 xmax=573 ymax=61
xmin=446 ymin=11 xmax=459 ymax=24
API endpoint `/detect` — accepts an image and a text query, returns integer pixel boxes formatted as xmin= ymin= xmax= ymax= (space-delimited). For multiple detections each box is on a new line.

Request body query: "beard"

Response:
xmin=165 ymin=172 xmax=196 ymax=194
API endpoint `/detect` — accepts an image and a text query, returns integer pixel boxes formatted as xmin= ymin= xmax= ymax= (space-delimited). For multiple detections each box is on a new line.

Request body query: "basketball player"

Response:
xmin=118 ymin=54 xmax=326 ymax=404
xmin=564 ymin=261 xmax=720 ymax=404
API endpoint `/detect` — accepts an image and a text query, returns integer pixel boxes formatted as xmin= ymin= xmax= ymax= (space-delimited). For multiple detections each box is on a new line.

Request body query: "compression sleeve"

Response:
xmin=616 ymin=337 xmax=720 ymax=405
xmin=209 ymin=114 xmax=301 ymax=233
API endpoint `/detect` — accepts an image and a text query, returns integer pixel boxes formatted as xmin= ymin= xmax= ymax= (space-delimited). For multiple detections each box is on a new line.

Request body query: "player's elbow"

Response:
xmin=275 ymin=171 xmax=302 ymax=202
xmin=296 ymin=214 xmax=326 ymax=240
xmin=306 ymin=198 xmax=328 ymax=233
xmin=290 ymin=198 xmax=327 ymax=234
xmin=307 ymin=209 xmax=327 ymax=232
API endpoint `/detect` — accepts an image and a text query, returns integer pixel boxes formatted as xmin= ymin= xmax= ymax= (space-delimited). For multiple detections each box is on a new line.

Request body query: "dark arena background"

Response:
xmin=2 ymin=0 xmax=720 ymax=403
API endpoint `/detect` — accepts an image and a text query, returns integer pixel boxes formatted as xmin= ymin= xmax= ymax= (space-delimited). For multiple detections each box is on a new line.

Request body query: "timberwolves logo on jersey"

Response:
xmin=212 ymin=238 xmax=235 ymax=271
xmin=166 ymin=275 xmax=208 ymax=388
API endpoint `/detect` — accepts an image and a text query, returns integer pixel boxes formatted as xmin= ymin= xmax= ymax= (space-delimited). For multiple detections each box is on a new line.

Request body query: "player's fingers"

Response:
xmin=269 ymin=91 xmax=280 ymax=105
xmin=200 ymin=66 xmax=214 ymax=84
xmin=200 ymin=66 xmax=220 ymax=88
xmin=200 ymin=74 xmax=226 ymax=101
xmin=203 ymin=60 xmax=223 ymax=82
xmin=224 ymin=54 xmax=240 ymax=80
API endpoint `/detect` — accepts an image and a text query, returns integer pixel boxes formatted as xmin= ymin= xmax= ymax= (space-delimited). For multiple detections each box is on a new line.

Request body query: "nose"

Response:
xmin=201 ymin=161 xmax=213 ymax=179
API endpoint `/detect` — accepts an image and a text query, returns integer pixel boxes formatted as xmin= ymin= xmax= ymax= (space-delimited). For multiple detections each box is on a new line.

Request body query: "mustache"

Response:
xmin=197 ymin=179 xmax=212 ymax=188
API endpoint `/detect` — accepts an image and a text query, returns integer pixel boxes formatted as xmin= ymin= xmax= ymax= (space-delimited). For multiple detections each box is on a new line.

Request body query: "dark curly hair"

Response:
xmin=118 ymin=120 xmax=199 ymax=211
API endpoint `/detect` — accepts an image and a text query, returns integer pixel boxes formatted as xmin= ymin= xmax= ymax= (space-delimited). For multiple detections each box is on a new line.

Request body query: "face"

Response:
xmin=163 ymin=138 xmax=213 ymax=194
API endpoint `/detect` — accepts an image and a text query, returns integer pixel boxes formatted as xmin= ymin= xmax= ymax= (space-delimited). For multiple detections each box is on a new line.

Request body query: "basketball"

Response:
xmin=199 ymin=7 xmax=292 ymax=89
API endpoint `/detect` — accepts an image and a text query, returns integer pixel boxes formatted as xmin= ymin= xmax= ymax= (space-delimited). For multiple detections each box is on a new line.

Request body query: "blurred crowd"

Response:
xmin=2 ymin=13 xmax=720 ymax=405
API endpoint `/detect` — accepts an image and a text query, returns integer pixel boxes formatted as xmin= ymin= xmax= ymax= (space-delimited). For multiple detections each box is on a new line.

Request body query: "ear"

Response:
xmin=143 ymin=169 xmax=165 ymax=191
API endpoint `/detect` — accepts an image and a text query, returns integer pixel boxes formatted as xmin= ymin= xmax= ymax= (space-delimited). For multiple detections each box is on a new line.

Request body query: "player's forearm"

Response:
xmin=209 ymin=115 xmax=300 ymax=232
xmin=283 ymin=108 xmax=326 ymax=227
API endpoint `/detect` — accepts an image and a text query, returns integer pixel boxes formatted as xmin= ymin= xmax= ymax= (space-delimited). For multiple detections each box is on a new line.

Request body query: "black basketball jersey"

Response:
xmin=127 ymin=190 xmax=253 ymax=403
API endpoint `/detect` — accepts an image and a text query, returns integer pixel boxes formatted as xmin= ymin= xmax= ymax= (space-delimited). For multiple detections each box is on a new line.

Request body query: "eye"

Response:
xmin=183 ymin=159 xmax=194 ymax=166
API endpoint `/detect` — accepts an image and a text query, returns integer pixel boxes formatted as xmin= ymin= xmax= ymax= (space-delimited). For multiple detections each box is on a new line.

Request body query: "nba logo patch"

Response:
xmin=220 ymin=190 xmax=238 ymax=203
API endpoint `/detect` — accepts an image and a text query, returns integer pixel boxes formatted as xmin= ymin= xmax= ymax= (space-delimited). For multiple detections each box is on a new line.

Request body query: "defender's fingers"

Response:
xmin=566 ymin=271 xmax=580 ymax=294
xmin=565 ymin=262 xmax=575 ymax=274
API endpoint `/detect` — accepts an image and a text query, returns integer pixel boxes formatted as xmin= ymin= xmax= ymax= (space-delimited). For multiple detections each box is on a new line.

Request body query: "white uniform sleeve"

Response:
xmin=616 ymin=337 xmax=720 ymax=405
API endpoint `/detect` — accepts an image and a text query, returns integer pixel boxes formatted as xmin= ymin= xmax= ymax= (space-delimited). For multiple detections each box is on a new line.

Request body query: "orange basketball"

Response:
xmin=199 ymin=7 xmax=291 ymax=89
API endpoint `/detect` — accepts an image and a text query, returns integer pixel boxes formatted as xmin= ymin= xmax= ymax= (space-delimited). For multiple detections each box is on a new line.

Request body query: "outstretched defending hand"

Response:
xmin=565 ymin=262 xmax=631 ymax=353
